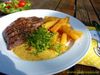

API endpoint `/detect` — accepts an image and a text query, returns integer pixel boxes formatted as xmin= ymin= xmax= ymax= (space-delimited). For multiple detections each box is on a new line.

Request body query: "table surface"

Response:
xmin=0 ymin=0 xmax=100 ymax=75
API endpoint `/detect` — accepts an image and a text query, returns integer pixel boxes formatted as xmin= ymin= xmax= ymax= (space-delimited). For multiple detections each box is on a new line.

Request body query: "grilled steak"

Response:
xmin=3 ymin=16 xmax=44 ymax=50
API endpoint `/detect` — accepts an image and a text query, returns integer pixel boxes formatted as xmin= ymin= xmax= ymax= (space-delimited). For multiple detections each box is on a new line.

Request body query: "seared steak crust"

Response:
xmin=3 ymin=17 xmax=43 ymax=50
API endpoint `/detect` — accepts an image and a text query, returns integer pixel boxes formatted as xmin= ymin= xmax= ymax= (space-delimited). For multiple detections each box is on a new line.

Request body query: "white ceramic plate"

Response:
xmin=0 ymin=9 xmax=91 ymax=75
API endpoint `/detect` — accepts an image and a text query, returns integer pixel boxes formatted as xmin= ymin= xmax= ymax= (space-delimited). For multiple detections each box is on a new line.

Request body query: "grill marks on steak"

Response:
xmin=3 ymin=17 xmax=44 ymax=50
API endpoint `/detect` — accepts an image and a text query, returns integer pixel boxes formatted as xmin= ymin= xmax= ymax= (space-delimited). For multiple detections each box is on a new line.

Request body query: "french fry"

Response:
xmin=60 ymin=33 xmax=69 ymax=52
xmin=73 ymin=30 xmax=83 ymax=37
xmin=44 ymin=16 xmax=69 ymax=22
xmin=44 ymin=16 xmax=59 ymax=22
xmin=51 ymin=33 xmax=59 ymax=45
xmin=58 ymin=28 xmax=63 ymax=34
xmin=69 ymin=29 xmax=83 ymax=40
xmin=70 ymin=33 xmax=79 ymax=40
xmin=42 ymin=19 xmax=59 ymax=29
xmin=61 ymin=23 xmax=83 ymax=40
xmin=50 ymin=18 xmax=67 ymax=32
xmin=62 ymin=26 xmax=79 ymax=40
xmin=62 ymin=25 xmax=72 ymax=33
xmin=69 ymin=30 xmax=80 ymax=40
xmin=66 ymin=23 xmax=71 ymax=28
xmin=43 ymin=16 xmax=83 ymax=48
xmin=50 ymin=21 xmax=62 ymax=32
xmin=58 ymin=24 xmax=70 ymax=34
xmin=64 ymin=17 xmax=70 ymax=23
xmin=61 ymin=33 xmax=67 ymax=45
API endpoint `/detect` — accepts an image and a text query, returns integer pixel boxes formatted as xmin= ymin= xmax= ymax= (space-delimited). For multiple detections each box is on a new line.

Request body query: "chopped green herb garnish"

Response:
xmin=27 ymin=27 xmax=53 ymax=54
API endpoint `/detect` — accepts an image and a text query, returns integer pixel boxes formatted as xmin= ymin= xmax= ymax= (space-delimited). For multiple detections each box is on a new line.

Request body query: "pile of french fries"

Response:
xmin=42 ymin=16 xmax=83 ymax=52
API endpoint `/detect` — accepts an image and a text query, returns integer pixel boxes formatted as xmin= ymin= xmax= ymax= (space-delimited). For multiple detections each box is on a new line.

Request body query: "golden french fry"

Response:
xmin=42 ymin=20 xmax=59 ymax=29
xmin=62 ymin=25 xmax=72 ymax=33
xmin=44 ymin=16 xmax=69 ymax=24
xmin=44 ymin=16 xmax=82 ymax=42
xmin=64 ymin=17 xmax=70 ymax=23
xmin=73 ymin=30 xmax=83 ymax=37
xmin=69 ymin=30 xmax=80 ymax=40
xmin=58 ymin=24 xmax=71 ymax=35
xmin=66 ymin=23 xmax=71 ymax=27
xmin=51 ymin=33 xmax=59 ymax=45
xmin=61 ymin=23 xmax=83 ymax=40
xmin=44 ymin=16 xmax=59 ymax=22
xmin=50 ymin=21 xmax=62 ymax=32
xmin=61 ymin=33 xmax=67 ymax=45
xmin=69 ymin=29 xmax=83 ymax=40
xmin=50 ymin=18 xmax=67 ymax=32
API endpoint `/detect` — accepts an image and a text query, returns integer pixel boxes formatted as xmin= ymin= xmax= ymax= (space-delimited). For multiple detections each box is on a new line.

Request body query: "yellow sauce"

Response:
xmin=13 ymin=44 xmax=59 ymax=61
